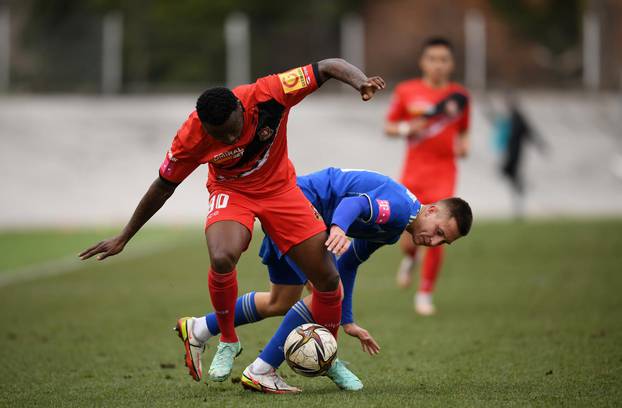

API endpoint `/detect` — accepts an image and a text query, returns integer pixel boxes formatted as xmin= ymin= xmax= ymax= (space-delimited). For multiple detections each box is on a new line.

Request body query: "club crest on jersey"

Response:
xmin=310 ymin=204 xmax=322 ymax=221
xmin=375 ymin=199 xmax=391 ymax=224
xmin=211 ymin=147 xmax=244 ymax=164
xmin=278 ymin=67 xmax=309 ymax=94
xmin=257 ymin=126 xmax=274 ymax=142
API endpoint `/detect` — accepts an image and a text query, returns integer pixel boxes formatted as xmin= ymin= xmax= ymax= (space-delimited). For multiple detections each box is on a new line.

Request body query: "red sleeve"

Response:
xmin=255 ymin=63 xmax=321 ymax=108
xmin=158 ymin=115 xmax=202 ymax=184
xmin=386 ymin=85 xmax=408 ymax=122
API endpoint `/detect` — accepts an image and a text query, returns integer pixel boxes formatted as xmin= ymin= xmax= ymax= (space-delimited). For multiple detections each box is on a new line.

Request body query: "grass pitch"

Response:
xmin=0 ymin=219 xmax=620 ymax=407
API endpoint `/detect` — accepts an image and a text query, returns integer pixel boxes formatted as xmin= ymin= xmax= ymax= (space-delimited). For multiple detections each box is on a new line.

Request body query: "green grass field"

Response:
xmin=1 ymin=219 xmax=621 ymax=407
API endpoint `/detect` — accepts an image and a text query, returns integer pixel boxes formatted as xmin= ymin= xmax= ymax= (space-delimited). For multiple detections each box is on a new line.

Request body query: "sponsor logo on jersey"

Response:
xmin=375 ymin=199 xmax=391 ymax=224
xmin=211 ymin=147 xmax=244 ymax=164
xmin=278 ymin=67 xmax=309 ymax=94
xmin=406 ymin=100 xmax=432 ymax=116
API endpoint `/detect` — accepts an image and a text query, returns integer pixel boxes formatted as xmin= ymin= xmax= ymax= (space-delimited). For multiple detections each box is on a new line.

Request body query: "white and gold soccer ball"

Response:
xmin=284 ymin=323 xmax=337 ymax=377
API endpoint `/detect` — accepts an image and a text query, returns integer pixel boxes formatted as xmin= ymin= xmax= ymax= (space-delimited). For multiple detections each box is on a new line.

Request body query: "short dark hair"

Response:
xmin=196 ymin=87 xmax=238 ymax=125
xmin=439 ymin=197 xmax=472 ymax=237
xmin=421 ymin=36 xmax=454 ymax=55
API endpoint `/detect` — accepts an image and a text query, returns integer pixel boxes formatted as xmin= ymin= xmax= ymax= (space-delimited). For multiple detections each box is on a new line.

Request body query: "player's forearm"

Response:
xmin=457 ymin=132 xmax=470 ymax=158
xmin=317 ymin=58 xmax=368 ymax=92
xmin=118 ymin=177 xmax=177 ymax=242
xmin=385 ymin=121 xmax=407 ymax=138
xmin=337 ymin=247 xmax=360 ymax=325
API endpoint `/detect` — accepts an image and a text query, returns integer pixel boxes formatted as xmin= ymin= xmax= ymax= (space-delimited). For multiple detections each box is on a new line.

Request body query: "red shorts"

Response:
xmin=205 ymin=186 xmax=326 ymax=254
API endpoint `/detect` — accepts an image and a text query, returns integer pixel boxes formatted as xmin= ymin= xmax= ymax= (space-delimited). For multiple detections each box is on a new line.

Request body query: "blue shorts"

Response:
xmin=259 ymin=236 xmax=308 ymax=285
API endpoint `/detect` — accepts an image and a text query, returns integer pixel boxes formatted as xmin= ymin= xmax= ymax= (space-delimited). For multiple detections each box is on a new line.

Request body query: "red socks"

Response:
xmin=419 ymin=246 xmax=444 ymax=293
xmin=310 ymin=282 xmax=343 ymax=338
xmin=208 ymin=268 xmax=238 ymax=343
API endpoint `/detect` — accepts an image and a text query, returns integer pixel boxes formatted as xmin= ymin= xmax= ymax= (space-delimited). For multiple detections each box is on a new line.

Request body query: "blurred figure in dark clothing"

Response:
xmin=487 ymin=92 xmax=547 ymax=218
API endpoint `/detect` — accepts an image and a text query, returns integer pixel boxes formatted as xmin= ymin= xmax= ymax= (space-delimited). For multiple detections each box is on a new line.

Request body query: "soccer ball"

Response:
xmin=284 ymin=323 xmax=337 ymax=377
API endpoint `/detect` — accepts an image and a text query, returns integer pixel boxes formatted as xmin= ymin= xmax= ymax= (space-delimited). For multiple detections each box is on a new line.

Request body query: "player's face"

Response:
xmin=419 ymin=45 xmax=454 ymax=83
xmin=203 ymin=102 xmax=244 ymax=145
xmin=411 ymin=205 xmax=460 ymax=247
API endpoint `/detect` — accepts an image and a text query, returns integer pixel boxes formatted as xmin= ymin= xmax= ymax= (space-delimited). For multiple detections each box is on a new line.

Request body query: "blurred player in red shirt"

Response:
xmin=385 ymin=37 xmax=470 ymax=316
xmin=80 ymin=59 xmax=385 ymax=381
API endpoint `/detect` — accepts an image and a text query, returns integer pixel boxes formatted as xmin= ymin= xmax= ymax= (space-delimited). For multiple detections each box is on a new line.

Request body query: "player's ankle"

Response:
xmin=191 ymin=317 xmax=212 ymax=343
xmin=416 ymin=291 xmax=433 ymax=302
xmin=250 ymin=358 xmax=274 ymax=374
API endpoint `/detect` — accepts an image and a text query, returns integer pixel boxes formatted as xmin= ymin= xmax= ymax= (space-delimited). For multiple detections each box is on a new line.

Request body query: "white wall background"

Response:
xmin=1 ymin=92 xmax=621 ymax=228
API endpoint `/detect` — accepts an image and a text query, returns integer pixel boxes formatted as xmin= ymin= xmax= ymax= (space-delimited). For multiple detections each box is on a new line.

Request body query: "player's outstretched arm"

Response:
xmin=317 ymin=58 xmax=385 ymax=101
xmin=338 ymin=240 xmax=383 ymax=355
xmin=384 ymin=118 xmax=427 ymax=139
xmin=79 ymin=177 xmax=177 ymax=261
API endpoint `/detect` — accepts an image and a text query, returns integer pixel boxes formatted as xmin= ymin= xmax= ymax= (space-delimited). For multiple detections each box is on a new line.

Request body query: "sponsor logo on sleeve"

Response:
xmin=278 ymin=67 xmax=309 ymax=94
xmin=167 ymin=149 xmax=178 ymax=162
xmin=375 ymin=199 xmax=391 ymax=224
xmin=160 ymin=150 xmax=177 ymax=176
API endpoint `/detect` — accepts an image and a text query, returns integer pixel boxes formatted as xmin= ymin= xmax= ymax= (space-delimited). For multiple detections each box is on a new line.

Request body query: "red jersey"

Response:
xmin=159 ymin=64 xmax=321 ymax=195
xmin=386 ymin=79 xmax=469 ymax=197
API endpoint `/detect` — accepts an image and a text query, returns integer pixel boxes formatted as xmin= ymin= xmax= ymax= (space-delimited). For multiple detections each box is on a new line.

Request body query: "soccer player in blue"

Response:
xmin=176 ymin=167 xmax=472 ymax=393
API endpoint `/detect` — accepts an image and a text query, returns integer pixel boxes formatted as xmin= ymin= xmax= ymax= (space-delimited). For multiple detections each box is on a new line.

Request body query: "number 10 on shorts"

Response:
xmin=208 ymin=193 xmax=229 ymax=215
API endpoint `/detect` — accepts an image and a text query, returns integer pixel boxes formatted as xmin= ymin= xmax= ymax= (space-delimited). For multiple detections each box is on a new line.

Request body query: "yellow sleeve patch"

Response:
xmin=278 ymin=67 xmax=309 ymax=94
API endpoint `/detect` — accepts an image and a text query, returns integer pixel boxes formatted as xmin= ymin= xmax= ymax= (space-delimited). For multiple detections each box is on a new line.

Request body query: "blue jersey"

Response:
xmin=297 ymin=167 xmax=421 ymax=244
xmin=259 ymin=168 xmax=421 ymax=324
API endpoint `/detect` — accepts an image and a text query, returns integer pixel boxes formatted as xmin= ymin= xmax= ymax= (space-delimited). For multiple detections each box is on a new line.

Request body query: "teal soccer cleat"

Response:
xmin=325 ymin=359 xmax=363 ymax=391
xmin=208 ymin=341 xmax=242 ymax=381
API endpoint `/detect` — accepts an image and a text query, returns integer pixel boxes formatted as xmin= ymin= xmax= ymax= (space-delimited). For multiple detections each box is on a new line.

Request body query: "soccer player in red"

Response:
xmin=79 ymin=59 xmax=385 ymax=381
xmin=385 ymin=37 xmax=470 ymax=316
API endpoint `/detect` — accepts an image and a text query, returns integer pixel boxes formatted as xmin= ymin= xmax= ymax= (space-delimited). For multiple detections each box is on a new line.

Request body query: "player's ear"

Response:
xmin=426 ymin=205 xmax=439 ymax=215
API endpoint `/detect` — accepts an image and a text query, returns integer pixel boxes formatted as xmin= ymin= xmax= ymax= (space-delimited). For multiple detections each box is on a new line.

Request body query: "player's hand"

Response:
xmin=455 ymin=135 xmax=470 ymax=158
xmin=343 ymin=323 xmax=380 ymax=355
xmin=325 ymin=225 xmax=350 ymax=256
xmin=407 ymin=117 xmax=427 ymax=139
xmin=359 ymin=76 xmax=385 ymax=101
xmin=79 ymin=236 xmax=127 ymax=261
xmin=444 ymin=99 xmax=460 ymax=117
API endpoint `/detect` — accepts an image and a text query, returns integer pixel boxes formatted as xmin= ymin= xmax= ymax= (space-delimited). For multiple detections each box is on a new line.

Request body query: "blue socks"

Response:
xmin=259 ymin=300 xmax=314 ymax=368
xmin=205 ymin=291 xmax=262 ymax=336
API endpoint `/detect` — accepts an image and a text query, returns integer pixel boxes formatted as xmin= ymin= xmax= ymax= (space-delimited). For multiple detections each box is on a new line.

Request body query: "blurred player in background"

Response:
xmin=79 ymin=59 xmax=385 ymax=382
xmin=385 ymin=37 xmax=470 ymax=316
xmin=178 ymin=168 xmax=472 ymax=393
xmin=484 ymin=91 xmax=548 ymax=218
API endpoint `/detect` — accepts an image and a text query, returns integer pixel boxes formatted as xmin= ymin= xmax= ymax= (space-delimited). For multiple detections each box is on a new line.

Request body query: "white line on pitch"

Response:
xmin=0 ymin=235 xmax=198 ymax=289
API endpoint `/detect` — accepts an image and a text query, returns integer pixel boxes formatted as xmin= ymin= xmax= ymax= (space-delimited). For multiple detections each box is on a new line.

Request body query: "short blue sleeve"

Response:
xmin=331 ymin=196 xmax=371 ymax=232
xmin=362 ymin=182 xmax=402 ymax=226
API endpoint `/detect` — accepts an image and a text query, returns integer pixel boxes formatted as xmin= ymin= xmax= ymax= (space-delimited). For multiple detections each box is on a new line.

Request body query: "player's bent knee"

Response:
xmin=312 ymin=272 xmax=340 ymax=292
xmin=271 ymin=298 xmax=298 ymax=315
xmin=209 ymin=250 xmax=239 ymax=273
xmin=263 ymin=300 xmax=296 ymax=316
